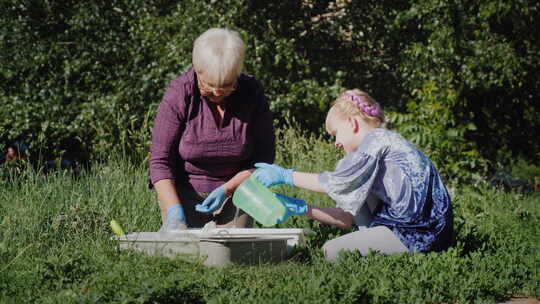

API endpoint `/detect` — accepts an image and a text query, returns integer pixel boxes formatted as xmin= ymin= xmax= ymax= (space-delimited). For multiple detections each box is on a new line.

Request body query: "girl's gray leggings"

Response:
xmin=322 ymin=226 xmax=409 ymax=262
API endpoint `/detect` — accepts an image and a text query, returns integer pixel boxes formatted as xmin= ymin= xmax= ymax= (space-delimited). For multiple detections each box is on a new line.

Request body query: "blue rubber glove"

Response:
xmin=274 ymin=193 xmax=309 ymax=224
xmin=159 ymin=204 xmax=187 ymax=232
xmin=195 ymin=185 xmax=227 ymax=213
xmin=254 ymin=163 xmax=295 ymax=187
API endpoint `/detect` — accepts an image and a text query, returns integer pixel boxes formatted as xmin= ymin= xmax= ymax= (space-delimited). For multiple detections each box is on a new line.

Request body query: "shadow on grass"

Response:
xmin=453 ymin=221 xmax=493 ymax=256
xmin=146 ymin=290 xmax=205 ymax=304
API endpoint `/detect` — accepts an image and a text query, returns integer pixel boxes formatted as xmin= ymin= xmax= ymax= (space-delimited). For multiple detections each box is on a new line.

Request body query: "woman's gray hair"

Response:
xmin=192 ymin=28 xmax=245 ymax=86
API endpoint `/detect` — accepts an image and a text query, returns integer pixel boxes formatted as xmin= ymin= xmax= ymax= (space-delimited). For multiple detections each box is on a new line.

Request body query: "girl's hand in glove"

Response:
xmin=274 ymin=193 xmax=308 ymax=224
xmin=253 ymin=163 xmax=295 ymax=187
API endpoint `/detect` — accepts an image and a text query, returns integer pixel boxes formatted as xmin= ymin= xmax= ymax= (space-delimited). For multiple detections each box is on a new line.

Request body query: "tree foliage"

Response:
xmin=1 ymin=0 xmax=538 ymax=180
xmin=395 ymin=0 xmax=540 ymax=165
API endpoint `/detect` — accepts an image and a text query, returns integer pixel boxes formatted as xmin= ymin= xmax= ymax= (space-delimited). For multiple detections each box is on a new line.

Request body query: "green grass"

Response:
xmin=1 ymin=128 xmax=539 ymax=303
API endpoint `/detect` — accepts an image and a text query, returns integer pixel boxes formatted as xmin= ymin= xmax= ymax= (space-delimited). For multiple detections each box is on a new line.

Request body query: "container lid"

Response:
xmin=114 ymin=231 xmax=291 ymax=243
xmin=176 ymin=228 xmax=312 ymax=239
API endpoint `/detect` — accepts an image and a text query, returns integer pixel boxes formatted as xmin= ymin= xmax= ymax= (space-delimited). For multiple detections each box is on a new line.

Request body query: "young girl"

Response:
xmin=253 ymin=89 xmax=453 ymax=262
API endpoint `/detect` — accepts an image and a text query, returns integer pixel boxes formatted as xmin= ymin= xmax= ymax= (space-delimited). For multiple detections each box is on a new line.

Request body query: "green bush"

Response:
xmin=1 ymin=0 xmax=539 ymax=179
xmin=395 ymin=0 xmax=540 ymax=164
xmin=0 ymin=0 xmax=228 ymax=163
xmin=387 ymin=81 xmax=488 ymax=182
xmin=233 ymin=1 xmax=407 ymax=130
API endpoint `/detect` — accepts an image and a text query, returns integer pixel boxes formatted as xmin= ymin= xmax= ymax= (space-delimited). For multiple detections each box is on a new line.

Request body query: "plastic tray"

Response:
xmin=113 ymin=228 xmax=312 ymax=267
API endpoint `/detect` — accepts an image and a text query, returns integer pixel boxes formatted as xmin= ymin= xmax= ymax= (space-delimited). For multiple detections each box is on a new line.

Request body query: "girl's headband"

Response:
xmin=340 ymin=90 xmax=382 ymax=119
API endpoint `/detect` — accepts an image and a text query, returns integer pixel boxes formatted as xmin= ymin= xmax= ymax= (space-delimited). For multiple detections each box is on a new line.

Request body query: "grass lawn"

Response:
xmin=1 ymin=129 xmax=539 ymax=303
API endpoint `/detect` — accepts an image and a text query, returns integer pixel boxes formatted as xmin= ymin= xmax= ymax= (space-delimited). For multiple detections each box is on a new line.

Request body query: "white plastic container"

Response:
xmin=113 ymin=228 xmax=312 ymax=267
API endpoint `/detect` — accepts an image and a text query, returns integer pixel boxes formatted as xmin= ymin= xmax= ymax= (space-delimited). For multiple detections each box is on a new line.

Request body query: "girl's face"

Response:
xmin=325 ymin=110 xmax=360 ymax=154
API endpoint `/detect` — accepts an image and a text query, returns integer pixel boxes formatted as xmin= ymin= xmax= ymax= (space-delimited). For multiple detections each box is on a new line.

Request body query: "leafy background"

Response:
xmin=1 ymin=1 xmax=539 ymax=302
xmin=1 ymin=0 xmax=539 ymax=184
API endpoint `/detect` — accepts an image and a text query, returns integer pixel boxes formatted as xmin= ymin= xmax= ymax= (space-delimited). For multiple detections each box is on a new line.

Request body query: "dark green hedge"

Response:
xmin=1 ymin=0 xmax=539 ymax=180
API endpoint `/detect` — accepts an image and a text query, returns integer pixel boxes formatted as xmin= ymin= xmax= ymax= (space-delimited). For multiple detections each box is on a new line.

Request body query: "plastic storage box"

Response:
xmin=113 ymin=228 xmax=311 ymax=267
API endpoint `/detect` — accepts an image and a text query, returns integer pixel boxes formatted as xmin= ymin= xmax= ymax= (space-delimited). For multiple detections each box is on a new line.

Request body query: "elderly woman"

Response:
xmin=149 ymin=28 xmax=276 ymax=231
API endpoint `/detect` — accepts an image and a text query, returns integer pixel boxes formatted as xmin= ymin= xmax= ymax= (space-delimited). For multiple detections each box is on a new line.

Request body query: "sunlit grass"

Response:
xmin=1 ymin=126 xmax=539 ymax=303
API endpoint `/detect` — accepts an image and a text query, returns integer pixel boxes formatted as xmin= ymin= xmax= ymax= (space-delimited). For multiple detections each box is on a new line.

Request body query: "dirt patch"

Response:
xmin=500 ymin=297 xmax=540 ymax=304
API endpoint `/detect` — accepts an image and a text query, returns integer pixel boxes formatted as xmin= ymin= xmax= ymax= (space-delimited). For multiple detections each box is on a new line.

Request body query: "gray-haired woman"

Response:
xmin=149 ymin=28 xmax=276 ymax=231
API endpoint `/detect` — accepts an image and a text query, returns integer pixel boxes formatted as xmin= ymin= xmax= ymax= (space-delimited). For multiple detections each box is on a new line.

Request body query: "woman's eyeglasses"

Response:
xmin=198 ymin=76 xmax=237 ymax=96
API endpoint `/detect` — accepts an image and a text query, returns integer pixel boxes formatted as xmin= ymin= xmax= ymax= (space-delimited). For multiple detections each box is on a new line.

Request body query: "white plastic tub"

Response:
xmin=180 ymin=228 xmax=311 ymax=251
xmin=113 ymin=228 xmax=312 ymax=267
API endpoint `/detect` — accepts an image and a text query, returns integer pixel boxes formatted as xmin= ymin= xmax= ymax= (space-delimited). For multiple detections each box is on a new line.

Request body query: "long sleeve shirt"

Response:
xmin=319 ymin=128 xmax=453 ymax=252
xmin=149 ymin=68 xmax=276 ymax=192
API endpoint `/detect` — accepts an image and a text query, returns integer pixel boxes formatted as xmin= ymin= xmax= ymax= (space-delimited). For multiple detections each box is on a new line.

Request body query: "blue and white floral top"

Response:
xmin=319 ymin=128 xmax=453 ymax=252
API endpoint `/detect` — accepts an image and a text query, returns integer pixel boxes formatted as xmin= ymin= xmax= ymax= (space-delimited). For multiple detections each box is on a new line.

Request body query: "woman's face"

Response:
xmin=197 ymin=73 xmax=237 ymax=103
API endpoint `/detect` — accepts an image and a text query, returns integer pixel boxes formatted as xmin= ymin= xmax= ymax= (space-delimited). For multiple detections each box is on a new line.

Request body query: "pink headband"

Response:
xmin=340 ymin=90 xmax=382 ymax=119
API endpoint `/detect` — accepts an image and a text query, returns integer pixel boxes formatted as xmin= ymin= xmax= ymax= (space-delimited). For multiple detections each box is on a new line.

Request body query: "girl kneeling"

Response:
xmin=254 ymin=89 xmax=454 ymax=262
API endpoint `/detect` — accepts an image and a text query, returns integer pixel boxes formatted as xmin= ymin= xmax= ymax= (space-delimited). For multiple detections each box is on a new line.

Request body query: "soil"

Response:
xmin=500 ymin=297 xmax=540 ymax=304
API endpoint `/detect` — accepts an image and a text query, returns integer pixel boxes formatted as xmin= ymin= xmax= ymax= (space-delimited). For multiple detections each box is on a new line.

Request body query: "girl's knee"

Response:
xmin=322 ymin=239 xmax=339 ymax=263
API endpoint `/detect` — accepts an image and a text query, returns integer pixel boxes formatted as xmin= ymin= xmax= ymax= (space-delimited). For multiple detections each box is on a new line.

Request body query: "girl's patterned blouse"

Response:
xmin=319 ymin=128 xmax=453 ymax=252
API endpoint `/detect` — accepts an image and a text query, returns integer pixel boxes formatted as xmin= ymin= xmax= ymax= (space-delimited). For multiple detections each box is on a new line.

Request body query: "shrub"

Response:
xmin=0 ymin=0 xmax=228 ymax=163
xmin=395 ymin=0 xmax=540 ymax=164
xmin=387 ymin=81 xmax=488 ymax=183
xmin=1 ymin=0 xmax=539 ymax=178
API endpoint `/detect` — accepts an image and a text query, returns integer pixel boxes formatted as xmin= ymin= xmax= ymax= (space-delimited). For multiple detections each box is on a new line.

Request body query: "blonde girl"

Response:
xmin=254 ymin=89 xmax=453 ymax=262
